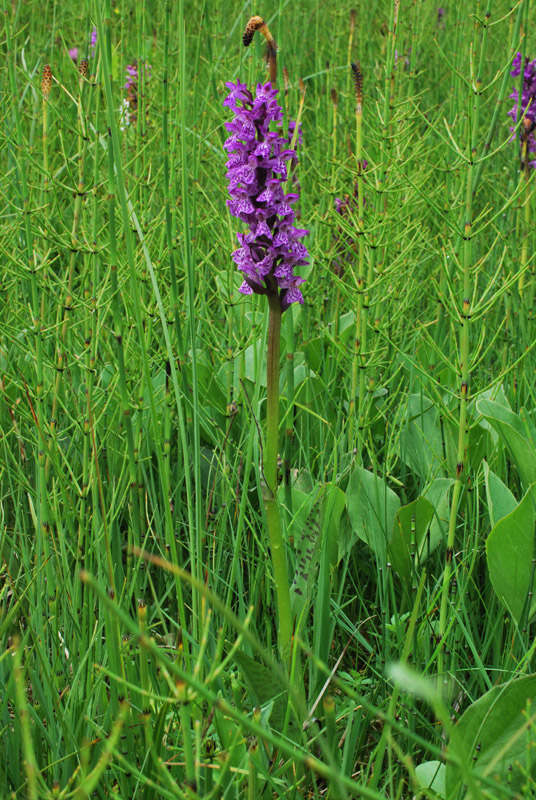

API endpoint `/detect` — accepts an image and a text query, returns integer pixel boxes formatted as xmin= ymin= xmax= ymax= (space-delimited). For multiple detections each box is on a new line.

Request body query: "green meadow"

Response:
xmin=2 ymin=0 xmax=536 ymax=797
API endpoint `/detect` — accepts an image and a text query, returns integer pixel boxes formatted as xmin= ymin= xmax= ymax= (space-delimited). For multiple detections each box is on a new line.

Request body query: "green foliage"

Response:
xmin=477 ymin=399 xmax=536 ymax=487
xmin=345 ymin=465 xmax=401 ymax=564
xmin=445 ymin=676 xmax=536 ymax=798
xmin=486 ymin=488 xmax=536 ymax=624
xmin=2 ymin=0 xmax=536 ymax=797
xmin=390 ymin=496 xmax=435 ymax=581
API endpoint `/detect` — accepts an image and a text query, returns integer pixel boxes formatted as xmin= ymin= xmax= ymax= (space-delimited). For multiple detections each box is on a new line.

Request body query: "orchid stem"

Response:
xmin=265 ymin=294 xmax=293 ymax=660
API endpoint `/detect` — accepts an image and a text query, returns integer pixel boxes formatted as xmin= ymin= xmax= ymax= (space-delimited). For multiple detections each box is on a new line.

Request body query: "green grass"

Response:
xmin=2 ymin=0 xmax=536 ymax=797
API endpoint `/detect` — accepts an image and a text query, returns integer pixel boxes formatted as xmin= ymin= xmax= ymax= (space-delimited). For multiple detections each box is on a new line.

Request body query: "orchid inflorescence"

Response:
xmin=224 ymin=80 xmax=309 ymax=311
xmin=508 ymin=52 xmax=536 ymax=169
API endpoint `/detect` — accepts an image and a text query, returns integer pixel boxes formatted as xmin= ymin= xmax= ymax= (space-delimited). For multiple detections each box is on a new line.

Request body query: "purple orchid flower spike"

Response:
xmin=224 ymin=80 xmax=309 ymax=311
xmin=508 ymin=52 xmax=536 ymax=168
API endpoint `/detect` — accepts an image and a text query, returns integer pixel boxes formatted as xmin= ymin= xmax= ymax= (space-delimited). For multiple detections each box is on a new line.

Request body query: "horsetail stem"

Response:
xmin=437 ymin=8 xmax=489 ymax=688
xmin=50 ymin=58 xmax=89 ymax=432
xmin=348 ymin=60 xmax=365 ymax=449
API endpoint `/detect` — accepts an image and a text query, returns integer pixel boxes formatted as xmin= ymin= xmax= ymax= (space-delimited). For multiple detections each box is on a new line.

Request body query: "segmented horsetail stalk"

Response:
xmin=243 ymin=15 xmax=277 ymax=83
xmin=347 ymin=10 xmax=356 ymax=95
xmin=330 ymin=88 xmax=338 ymax=192
xmin=41 ymin=65 xmax=51 ymax=239
xmin=283 ymin=66 xmax=290 ymax=95
xmin=438 ymin=12 xmax=486 ymax=690
xmin=50 ymin=50 xmax=90 ymax=434
xmin=348 ymin=60 xmax=366 ymax=448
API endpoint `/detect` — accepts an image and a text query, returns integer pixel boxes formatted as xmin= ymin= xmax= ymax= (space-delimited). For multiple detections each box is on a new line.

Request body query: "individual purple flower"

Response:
xmin=69 ymin=26 xmax=96 ymax=63
xmin=224 ymin=80 xmax=309 ymax=310
xmin=90 ymin=27 xmax=97 ymax=56
xmin=125 ymin=62 xmax=139 ymax=91
xmin=124 ymin=60 xmax=152 ymax=91
xmin=508 ymin=53 xmax=536 ymax=168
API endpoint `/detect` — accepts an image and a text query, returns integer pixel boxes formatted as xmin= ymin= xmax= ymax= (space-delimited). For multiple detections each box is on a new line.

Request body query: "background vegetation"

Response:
xmin=2 ymin=0 xmax=536 ymax=797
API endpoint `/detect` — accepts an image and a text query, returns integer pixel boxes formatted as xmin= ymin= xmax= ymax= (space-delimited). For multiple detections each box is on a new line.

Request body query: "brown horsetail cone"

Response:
xmin=78 ymin=59 xmax=89 ymax=77
xmin=42 ymin=65 xmax=52 ymax=99
xmin=243 ymin=15 xmax=266 ymax=46
xmin=351 ymin=61 xmax=363 ymax=108
xmin=331 ymin=88 xmax=338 ymax=106
xmin=243 ymin=15 xmax=277 ymax=83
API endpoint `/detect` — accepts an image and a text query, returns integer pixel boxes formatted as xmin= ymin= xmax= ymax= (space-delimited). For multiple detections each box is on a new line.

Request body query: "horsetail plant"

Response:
xmin=347 ymin=60 xmax=365 ymax=448
xmin=224 ymin=16 xmax=309 ymax=661
xmin=437 ymin=6 xmax=487 ymax=689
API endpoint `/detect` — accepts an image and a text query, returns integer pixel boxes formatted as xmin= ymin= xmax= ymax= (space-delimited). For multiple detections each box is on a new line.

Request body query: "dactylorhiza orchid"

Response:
xmin=224 ymin=80 xmax=309 ymax=311
xmin=223 ymin=77 xmax=309 ymax=660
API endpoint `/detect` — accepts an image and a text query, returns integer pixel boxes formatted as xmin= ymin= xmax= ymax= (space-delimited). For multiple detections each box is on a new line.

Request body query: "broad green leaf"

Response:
xmin=324 ymin=483 xmax=346 ymax=568
xmin=285 ymin=484 xmax=345 ymax=621
xmin=486 ymin=488 xmax=535 ymax=624
xmin=243 ymin=339 xmax=266 ymax=385
xmin=284 ymin=487 xmax=321 ymax=621
xmin=338 ymin=310 xmax=357 ymax=345
xmin=400 ymin=394 xmax=445 ymax=482
xmin=233 ymin=651 xmax=287 ymax=732
xmin=213 ymin=697 xmax=248 ymax=773
xmin=345 ymin=467 xmax=400 ymax=564
xmin=305 ymin=337 xmax=323 ymax=373
xmin=477 ymin=398 xmax=536 ymax=487
xmin=483 ymin=461 xmax=517 ymax=528
xmin=422 ymin=478 xmax=453 ymax=556
xmin=445 ymin=675 xmax=536 ymax=797
xmin=390 ymin=497 xmax=435 ymax=581
xmin=415 ymin=761 xmax=446 ymax=797
xmin=520 ymin=407 xmax=536 ymax=452
xmin=469 ymin=384 xmax=511 ymax=445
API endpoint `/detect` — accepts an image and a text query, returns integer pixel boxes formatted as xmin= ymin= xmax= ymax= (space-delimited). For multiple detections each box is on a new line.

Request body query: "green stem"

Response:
xmin=348 ymin=62 xmax=364 ymax=449
xmin=265 ymin=294 xmax=293 ymax=660
xmin=438 ymin=3 xmax=490 ymax=685
xmin=283 ymin=306 xmax=295 ymax=518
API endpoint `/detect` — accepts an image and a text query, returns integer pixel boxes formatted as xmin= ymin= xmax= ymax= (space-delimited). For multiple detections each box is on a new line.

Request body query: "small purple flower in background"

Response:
xmin=125 ymin=62 xmax=139 ymax=92
xmin=90 ymin=27 xmax=97 ymax=56
xmin=224 ymin=80 xmax=309 ymax=310
xmin=508 ymin=52 xmax=536 ymax=168
xmin=123 ymin=60 xmax=152 ymax=126
xmin=68 ymin=26 xmax=97 ymax=63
